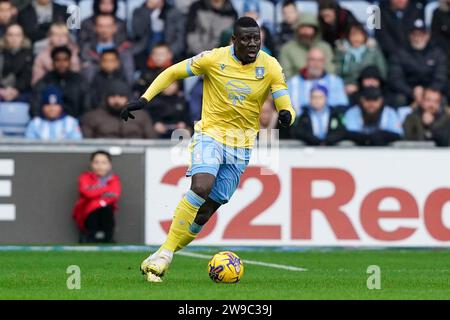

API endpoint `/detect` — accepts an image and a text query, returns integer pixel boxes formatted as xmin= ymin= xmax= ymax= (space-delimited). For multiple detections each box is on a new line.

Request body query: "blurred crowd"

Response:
xmin=0 ymin=0 xmax=449 ymax=146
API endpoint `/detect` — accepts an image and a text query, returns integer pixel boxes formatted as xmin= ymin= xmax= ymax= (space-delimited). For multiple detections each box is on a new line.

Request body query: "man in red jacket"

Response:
xmin=73 ymin=150 xmax=121 ymax=243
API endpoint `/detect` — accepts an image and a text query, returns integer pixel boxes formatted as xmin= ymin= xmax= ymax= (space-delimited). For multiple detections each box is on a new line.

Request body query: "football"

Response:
xmin=208 ymin=251 xmax=244 ymax=283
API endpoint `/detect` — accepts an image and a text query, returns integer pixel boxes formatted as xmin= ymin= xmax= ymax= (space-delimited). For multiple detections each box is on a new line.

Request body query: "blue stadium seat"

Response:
xmin=0 ymin=102 xmax=31 ymax=137
xmin=425 ymin=1 xmax=438 ymax=27
xmin=340 ymin=1 xmax=372 ymax=24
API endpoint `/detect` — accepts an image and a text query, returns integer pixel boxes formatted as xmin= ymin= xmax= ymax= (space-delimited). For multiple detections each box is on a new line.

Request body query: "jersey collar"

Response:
xmin=229 ymin=45 xmax=260 ymax=65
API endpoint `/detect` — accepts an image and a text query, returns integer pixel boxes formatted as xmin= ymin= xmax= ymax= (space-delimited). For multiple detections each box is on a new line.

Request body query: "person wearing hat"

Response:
xmin=292 ymin=84 xmax=346 ymax=145
xmin=388 ymin=18 xmax=447 ymax=107
xmin=25 ymin=85 xmax=82 ymax=140
xmin=375 ymin=0 xmax=424 ymax=58
xmin=81 ymin=79 xmax=157 ymax=139
xmin=344 ymin=86 xmax=403 ymax=146
xmin=279 ymin=12 xmax=334 ymax=79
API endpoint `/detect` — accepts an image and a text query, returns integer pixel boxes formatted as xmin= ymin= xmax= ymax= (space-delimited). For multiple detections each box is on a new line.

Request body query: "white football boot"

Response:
xmin=140 ymin=249 xmax=173 ymax=282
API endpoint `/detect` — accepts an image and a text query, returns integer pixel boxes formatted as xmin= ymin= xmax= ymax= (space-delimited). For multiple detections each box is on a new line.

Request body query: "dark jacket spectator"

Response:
xmin=334 ymin=23 xmax=387 ymax=96
xmin=292 ymin=84 xmax=346 ymax=145
xmin=277 ymin=0 xmax=299 ymax=48
xmin=431 ymin=0 xmax=450 ymax=96
xmin=351 ymin=65 xmax=392 ymax=106
xmin=78 ymin=0 xmax=127 ymax=48
xmin=73 ymin=150 xmax=121 ymax=243
xmin=317 ymin=0 xmax=358 ymax=48
xmin=186 ymin=0 xmax=237 ymax=56
xmin=90 ymin=48 xmax=129 ymax=106
xmin=132 ymin=0 xmax=185 ymax=69
xmin=375 ymin=0 xmax=424 ymax=58
xmin=279 ymin=13 xmax=335 ymax=79
xmin=403 ymin=88 xmax=450 ymax=146
xmin=17 ymin=0 xmax=68 ymax=43
xmin=388 ymin=19 xmax=448 ymax=107
xmin=81 ymin=80 xmax=157 ymax=139
xmin=147 ymin=81 xmax=191 ymax=139
xmin=0 ymin=23 xmax=32 ymax=102
xmin=32 ymin=46 xmax=89 ymax=118
xmin=344 ymin=86 xmax=403 ymax=146
xmin=0 ymin=0 xmax=17 ymax=38
xmin=80 ymin=14 xmax=134 ymax=84
xmin=133 ymin=43 xmax=173 ymax=96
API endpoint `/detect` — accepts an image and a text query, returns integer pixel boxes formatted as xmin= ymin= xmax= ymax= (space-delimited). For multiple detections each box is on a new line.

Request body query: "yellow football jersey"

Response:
xmin=142 ymin=45 xmax=295 ymax=148
xmin=186 ymin=46 xmax=294 ymax=148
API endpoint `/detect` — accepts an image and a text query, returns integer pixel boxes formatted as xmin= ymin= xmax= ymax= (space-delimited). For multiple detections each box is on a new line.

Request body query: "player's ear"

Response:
xmin=231 ymin=34 xmax=236 ymax=44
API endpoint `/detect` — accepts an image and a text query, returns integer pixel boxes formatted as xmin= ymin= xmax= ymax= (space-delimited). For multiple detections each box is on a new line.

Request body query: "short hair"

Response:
xmin=100 ymin=48 xmax=119 ymax=58
xmin=90 ymin=150 xmax=112 ymax=162
xmin=282 ymin=0 xmax=296 ymax=8
xmin=318 ymin=0 xmax=339 ymax=11
xmin=152 ymin=42 xmax=171 ymax=51
xmin=423 ymin=87 xmax=442 ymax=97
xmin=51 ymin=45 xmax=72 ymax=60
xmin=233 ymin=16 xmax=259 ymax=35
xmin=95 ymin=13 xmax=115 ymax=24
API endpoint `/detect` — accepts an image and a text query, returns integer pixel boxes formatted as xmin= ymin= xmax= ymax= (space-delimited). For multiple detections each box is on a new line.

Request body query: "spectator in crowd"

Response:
xmin=317 ymin=0 xmax=357 ymax=49
xmin=258 ymin=97 xmax=279 ymax=144
xmin=32 ymin=46 xmax=89 ymax=118
xmin=147 ymin=80 xmax=191 ymax=139
xmin=277 ymin=0 xmax=299 ymax=48
xmin=31 ymin=22 xmax=80 ymax=85
xmin=17 ymin=0 xmax=68 ymax=43
xmin=0 ymin=23 xmax=32 ymax=102
xmin=335 ymin=23 xmax=387 ymax=98
xmin=90 ymin=48 xmax=129 ymax=106
xmin=81 ymin=80 xmax=157 ymax=139
xmin=279 ymin=13 xmax=335 ymax=79
xmin=388 ymin=19 xmax=448 ymax=107
xmin=344 ymin=86 xmax=403 ymax=146
xmin=73 ymin=150 xmax=121 ymax=243
xmin=292 ymin=84 xmax=346 ymax=145
xmin=375 ymin=0 xmax=424 ymax=58
xmin=241 ymin=0 xmax=275 ymax=56
xmin=132 ymin=0 xmax=185 ymax=69
xmin=0 ymin=0 xmax=17 ymax=38
xmin=432 ymin=0 xmax=450 ymax=97
xmin=287 ymin=47 xmax=348 ymax=114
xmin=78 ymin=0 xmax=127 ymax=48
xmin=186 ymin=0 xmax=237 ymax=56
xmin=173 ymin=0 xmax=197 ymax=14
xmin=25 ymin=85 xmax=82 ymax=140
xmin=80 ymin=14 xmax=134 ymax=84
xmin=133 ymin=42 xmax=173 ymax=96
xmin=403 ymin=88 xmax=450 ymax=146
xmin=350 ymin=65 xmax=389 ymax=106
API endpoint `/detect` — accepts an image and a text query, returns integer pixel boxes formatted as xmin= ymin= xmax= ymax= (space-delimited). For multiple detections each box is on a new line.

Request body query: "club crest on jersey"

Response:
xmin=255 ymin=67 xmax=264 ymax=79
xmin=220 ymin=63 xmax=226 ymax=71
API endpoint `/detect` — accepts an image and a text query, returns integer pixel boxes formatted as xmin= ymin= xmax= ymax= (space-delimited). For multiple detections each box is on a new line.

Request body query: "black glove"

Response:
xmin=278 ymin=110 xmax=292 ymax=128
xmin=120 ymin=97 xmax=148 ymax=121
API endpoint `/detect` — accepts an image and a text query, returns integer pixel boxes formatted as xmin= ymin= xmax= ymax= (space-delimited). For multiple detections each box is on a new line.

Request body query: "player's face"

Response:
xmin=91 ymin=154 xmax=112 ymax=177
xmin=233 ymin=27 xmax=261 ymax=64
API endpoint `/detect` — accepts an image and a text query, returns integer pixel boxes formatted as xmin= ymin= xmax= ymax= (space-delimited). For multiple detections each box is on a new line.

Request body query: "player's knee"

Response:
xmin=190 ymin=184 xmax=212 ymax=200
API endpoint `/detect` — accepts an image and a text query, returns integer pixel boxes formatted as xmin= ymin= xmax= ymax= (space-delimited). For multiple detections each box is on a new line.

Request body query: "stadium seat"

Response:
xmin=340 ymin=1 xmax=372 ymax=23
xmin=231 ymin=0 xmax=244 ymax=16
xmin=397 ymin=106 xmax=413 ymax=124
xmin=0 ymin=102 xmax=31 ymax=137
xmin=54 ymin=0 xmax=76 ymax=7
xmin=425 ymin=1 xmax=439 ymax=27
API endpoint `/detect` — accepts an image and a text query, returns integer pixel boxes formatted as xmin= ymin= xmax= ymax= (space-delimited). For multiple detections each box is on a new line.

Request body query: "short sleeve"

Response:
xmin=186 ymin=50 xmax=214 ymax=77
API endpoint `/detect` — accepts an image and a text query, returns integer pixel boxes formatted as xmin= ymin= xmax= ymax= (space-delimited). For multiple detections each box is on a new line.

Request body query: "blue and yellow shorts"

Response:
xmin=186 ymin=132 xmax=251 ymax=204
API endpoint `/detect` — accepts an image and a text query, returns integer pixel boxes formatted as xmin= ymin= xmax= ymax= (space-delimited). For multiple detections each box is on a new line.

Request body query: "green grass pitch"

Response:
xmin=1 ymin=248 xmax=450 ymax=300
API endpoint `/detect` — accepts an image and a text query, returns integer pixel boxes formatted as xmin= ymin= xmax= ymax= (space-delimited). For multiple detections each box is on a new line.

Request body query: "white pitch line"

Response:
xmin=177 ymin=251 xmax=307 ymax=272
